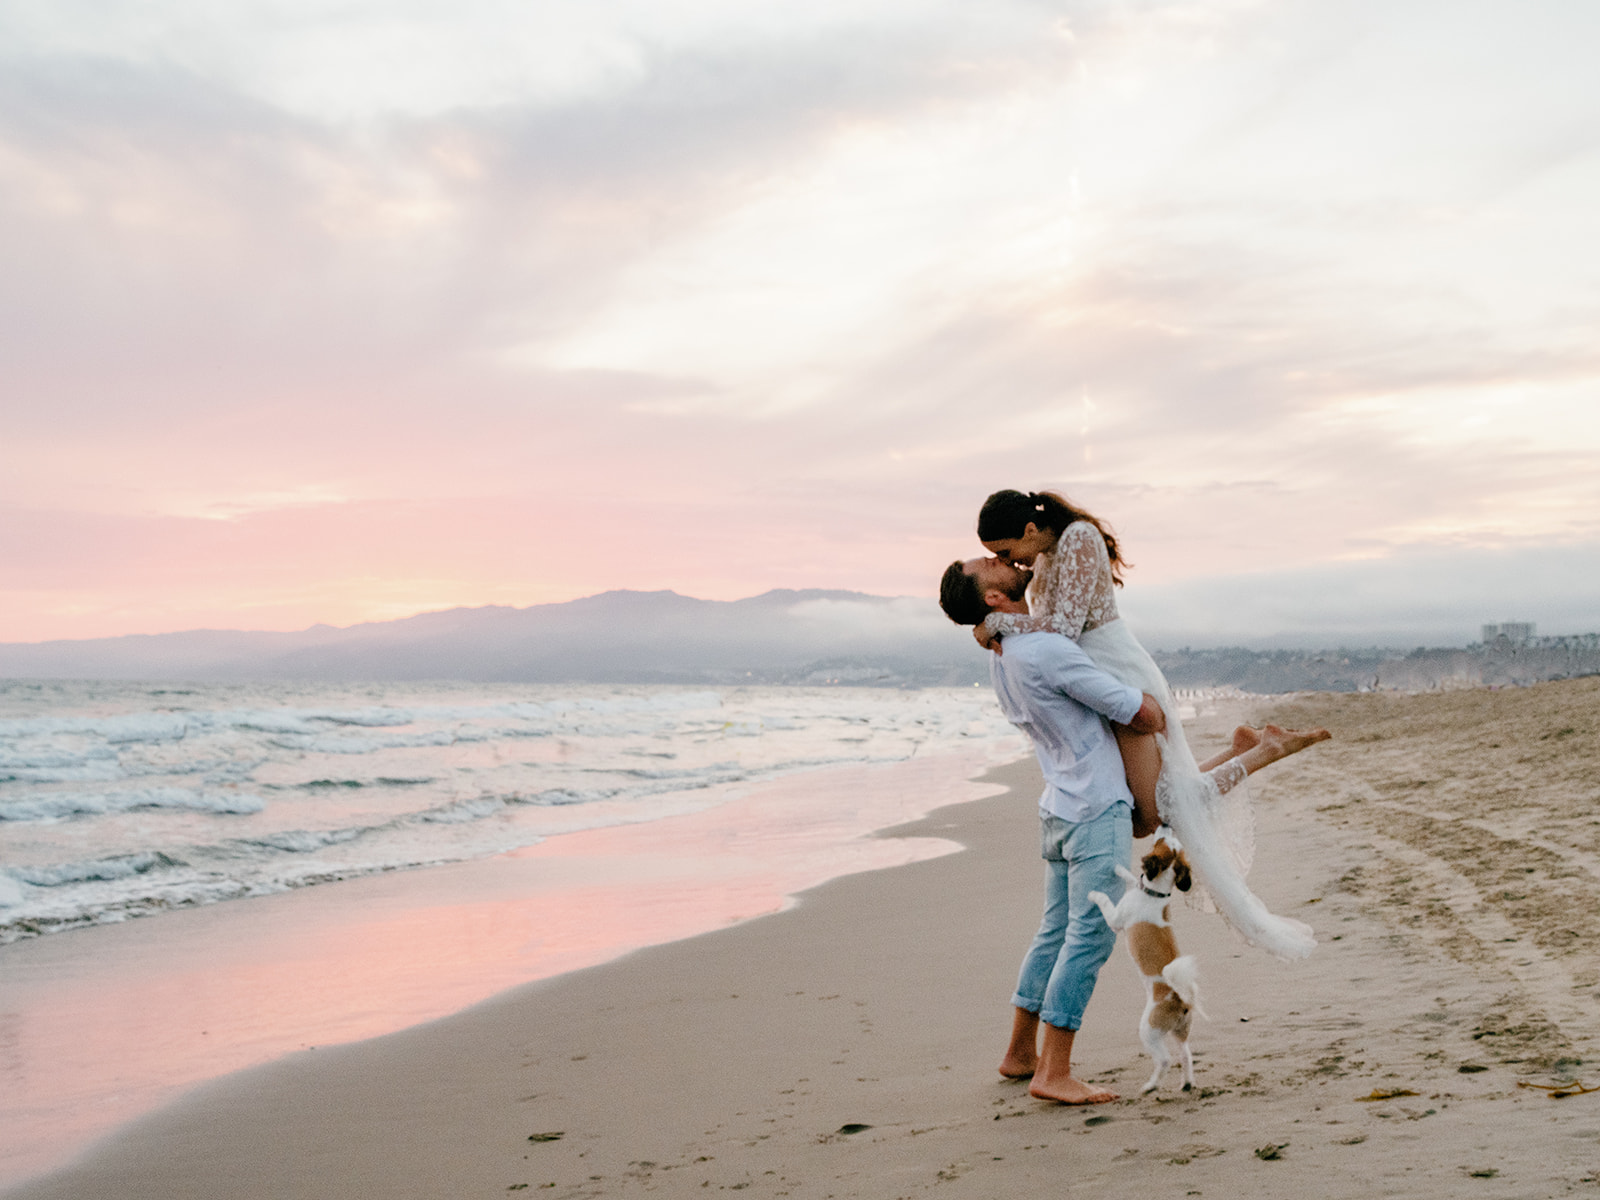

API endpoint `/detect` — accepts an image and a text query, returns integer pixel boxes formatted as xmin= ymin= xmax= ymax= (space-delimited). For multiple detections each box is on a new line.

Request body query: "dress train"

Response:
xmin=1078 ymin=619 xmax=1316 ymax=961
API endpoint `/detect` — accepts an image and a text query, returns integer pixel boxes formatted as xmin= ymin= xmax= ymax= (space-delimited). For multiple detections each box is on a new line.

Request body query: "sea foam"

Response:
xmin=0 ymin=787 xmax=267 ymax=822
xmin=0 ymin=681 xmax=1023 ymax=942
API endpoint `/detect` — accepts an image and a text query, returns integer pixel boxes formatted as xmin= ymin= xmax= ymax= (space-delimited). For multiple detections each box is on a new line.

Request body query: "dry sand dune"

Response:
xmin=10 ymin=679 xmax=1600 ymax=1199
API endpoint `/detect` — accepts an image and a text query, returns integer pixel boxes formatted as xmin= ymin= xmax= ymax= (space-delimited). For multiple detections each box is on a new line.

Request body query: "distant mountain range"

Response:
xmin=4 ymin=590 xmax=1597 ymax=692
xmin=0 ymin=590 xmax=991 ymax=687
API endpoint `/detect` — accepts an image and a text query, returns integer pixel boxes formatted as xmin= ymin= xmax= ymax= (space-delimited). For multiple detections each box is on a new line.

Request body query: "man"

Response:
xmin=940 ymin=554 xmax=1165 ymax=1104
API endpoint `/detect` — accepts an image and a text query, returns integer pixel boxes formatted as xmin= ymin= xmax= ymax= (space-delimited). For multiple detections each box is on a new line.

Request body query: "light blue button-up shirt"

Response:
xmin=988 ymin=631 xmax=1142 ymax=822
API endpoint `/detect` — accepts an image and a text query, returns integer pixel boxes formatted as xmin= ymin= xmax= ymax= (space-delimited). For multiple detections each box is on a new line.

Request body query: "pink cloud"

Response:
xmin=7 ymin=2 xmax=1600 ymax=644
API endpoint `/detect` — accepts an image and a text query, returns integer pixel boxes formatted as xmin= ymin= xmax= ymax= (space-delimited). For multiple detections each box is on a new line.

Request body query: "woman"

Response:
xmin=972 ymin=488 xmax=1326 ymax=960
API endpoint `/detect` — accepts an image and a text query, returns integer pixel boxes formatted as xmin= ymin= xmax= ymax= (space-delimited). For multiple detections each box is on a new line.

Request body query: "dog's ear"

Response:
xmin=1142 ymin=843 xmax=1172 ymax=880
xmin=1173 ymin=853 xmax=1192 ymax=893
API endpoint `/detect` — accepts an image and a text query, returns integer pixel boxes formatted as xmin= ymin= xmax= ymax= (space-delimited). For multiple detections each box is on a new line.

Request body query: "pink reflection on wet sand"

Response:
xmin=0 ymin=750 xmax=1003 ymax=1189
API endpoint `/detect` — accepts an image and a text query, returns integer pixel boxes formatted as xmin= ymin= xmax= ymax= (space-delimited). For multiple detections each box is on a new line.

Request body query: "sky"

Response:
xmin=4 ymin=0 xmax=1600 ymax=649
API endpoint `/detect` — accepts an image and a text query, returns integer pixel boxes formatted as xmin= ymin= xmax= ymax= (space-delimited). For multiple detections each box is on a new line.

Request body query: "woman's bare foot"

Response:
xmin=1198 ymin=726 xmax=1264 ymax=775
xmin=1028 ymin=1075 xmax=1118 ymax=1104
xmin=1258 ymin=723 xmax=1331 ymax=762
xmin=1231 ymin=724 xmax=1331 ymax=778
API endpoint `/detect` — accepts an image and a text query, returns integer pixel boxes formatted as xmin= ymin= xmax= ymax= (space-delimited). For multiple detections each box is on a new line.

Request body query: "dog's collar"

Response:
xmin=1140 ymin=881 xmax=1172 ymax=899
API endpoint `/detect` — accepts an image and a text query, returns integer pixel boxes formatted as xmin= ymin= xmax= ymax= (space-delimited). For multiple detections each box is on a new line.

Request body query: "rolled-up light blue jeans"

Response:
xmin=1011 ymin=801 xmax=1131 ymax=1031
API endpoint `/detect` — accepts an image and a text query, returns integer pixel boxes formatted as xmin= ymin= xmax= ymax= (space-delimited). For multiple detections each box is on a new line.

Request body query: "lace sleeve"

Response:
xmin=1209 ymin=757 xmax=1246 ymax=797
xmin=979 ymin=609 xmax=1054 ymax=640
xmin=1028 ymin=523 xmax=1106 ymax=641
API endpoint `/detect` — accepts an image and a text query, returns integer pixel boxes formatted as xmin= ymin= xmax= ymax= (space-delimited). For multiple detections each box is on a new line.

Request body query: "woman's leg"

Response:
xmin=1196 ymin=725 xmax=1263 ymax=774
xmin=1113 ymin=726 xmax=1161 ymax=839
xmin=1198 ymin=725 xmax=1331 ymax=789
xmin=1119 ymin=723 xmax=1329 ymax=836
xmin=1237 ymin=724 xmax=1330 ymax=772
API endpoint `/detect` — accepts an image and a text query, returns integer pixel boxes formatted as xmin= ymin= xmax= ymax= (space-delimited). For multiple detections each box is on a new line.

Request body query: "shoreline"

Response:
xmin=0 ymin=746 xmax=1013 ymax=1190
xmin=10 ymin=682 xmax=1600 ymax=1198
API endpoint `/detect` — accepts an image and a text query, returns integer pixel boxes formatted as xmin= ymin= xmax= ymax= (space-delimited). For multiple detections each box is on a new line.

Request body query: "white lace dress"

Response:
xmin=981 ymin=522 xmax=1315 ymax=960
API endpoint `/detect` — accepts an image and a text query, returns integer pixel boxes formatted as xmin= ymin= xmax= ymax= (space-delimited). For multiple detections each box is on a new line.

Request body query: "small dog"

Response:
xmin=1087 ymin=829 xmax=1207 ymax=1094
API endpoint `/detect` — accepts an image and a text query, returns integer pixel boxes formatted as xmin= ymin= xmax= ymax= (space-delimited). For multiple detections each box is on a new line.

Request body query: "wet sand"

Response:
xmin=0 ymin=750 xmax=1004 ymax=1188
xmin=9 ymin=680 xmax=1600 ymax=1198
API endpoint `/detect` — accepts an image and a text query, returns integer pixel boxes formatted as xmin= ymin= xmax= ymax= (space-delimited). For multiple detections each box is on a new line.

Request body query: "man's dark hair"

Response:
xmin=939 ymin=560 xmax=989 ymax=626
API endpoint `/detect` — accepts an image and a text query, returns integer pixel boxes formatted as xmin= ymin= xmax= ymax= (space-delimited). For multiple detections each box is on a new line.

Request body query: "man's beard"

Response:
xmin=1003 ymin=568 xmax=1032 ymax=602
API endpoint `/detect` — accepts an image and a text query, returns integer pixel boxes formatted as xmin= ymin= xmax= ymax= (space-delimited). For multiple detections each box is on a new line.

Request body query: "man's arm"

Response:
xmin=1123 ymin=694 xmax=1166 ymax=735
xmin=1029 ymin=635 xmax=1165 ymax=731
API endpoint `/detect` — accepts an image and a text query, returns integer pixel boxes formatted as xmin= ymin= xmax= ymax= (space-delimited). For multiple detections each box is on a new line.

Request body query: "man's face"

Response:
xmin=965 ymin=556 xmax=1029 ymax=605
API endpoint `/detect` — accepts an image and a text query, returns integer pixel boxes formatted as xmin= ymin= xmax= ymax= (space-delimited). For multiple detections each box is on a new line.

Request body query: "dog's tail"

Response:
xmin=1161 ymin=956 xmax=1207 ymax=1021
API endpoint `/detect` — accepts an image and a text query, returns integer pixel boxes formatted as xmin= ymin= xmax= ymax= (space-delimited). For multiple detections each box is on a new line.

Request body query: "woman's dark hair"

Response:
xmin=975 ymin=489 xmax=1130 ymax=586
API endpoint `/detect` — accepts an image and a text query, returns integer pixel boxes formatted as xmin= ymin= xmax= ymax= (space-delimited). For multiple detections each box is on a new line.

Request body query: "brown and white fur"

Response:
xmin=1086 ymin=829 xmax=1206 ymax=1094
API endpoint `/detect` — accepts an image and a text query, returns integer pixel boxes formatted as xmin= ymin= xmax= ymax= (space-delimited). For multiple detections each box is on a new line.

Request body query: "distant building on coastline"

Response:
xmin=1155 ymin=628 xmax=1600 ymax=694
xmin=1482 ymin=621 xmax=1536 ymax=646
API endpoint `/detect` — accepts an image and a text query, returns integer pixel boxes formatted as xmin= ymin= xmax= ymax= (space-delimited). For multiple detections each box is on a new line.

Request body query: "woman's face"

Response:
xmin=982 ymin=522 xmax=1056 ymax=567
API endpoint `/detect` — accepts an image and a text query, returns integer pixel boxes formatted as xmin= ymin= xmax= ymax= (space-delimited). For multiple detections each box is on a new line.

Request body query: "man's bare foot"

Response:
xmin=1028 ymin=1075 xmax=1118 ymax=1104
xmin=1231 ymin=725 xmax=1262 ymax=756
xmin=998 ymin=1052 xmax=1037 ymax=1079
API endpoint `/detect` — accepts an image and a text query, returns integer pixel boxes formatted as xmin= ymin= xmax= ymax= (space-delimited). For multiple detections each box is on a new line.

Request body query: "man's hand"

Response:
xmin=973 ymin=625 xmax=1003 ymax=655
xmin=1121 ymin=694 xmax=1166 ymax=735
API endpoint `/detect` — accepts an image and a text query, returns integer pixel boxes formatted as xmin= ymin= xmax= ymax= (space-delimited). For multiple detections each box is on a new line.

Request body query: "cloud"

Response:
xmin=1122 ymin=539 xmax=1600 ymax=649
xmin=787 ymin=595 xmax=951 ymax=640
xmin=4 ymin=0 xmax=1600 ymax=643
xmin=0 ymin=9 xmax=1074 ymax=403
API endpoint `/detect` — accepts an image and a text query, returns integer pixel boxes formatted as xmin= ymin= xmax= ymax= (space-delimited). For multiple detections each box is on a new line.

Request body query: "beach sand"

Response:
xmin=9 ymin=679 xmax=1600 ymax=1199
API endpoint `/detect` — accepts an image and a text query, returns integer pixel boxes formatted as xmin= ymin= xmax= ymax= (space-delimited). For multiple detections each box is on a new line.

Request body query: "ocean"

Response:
xmin=0 ymin=680 xmax=1022 ymax=944
xmin=0 ymin=679 xmax=1026 ymax=1187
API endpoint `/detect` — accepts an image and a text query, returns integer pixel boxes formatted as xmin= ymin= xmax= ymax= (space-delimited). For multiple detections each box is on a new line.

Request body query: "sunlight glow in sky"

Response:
xmin=4 ymin=0 xmax=1600 ymax=645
